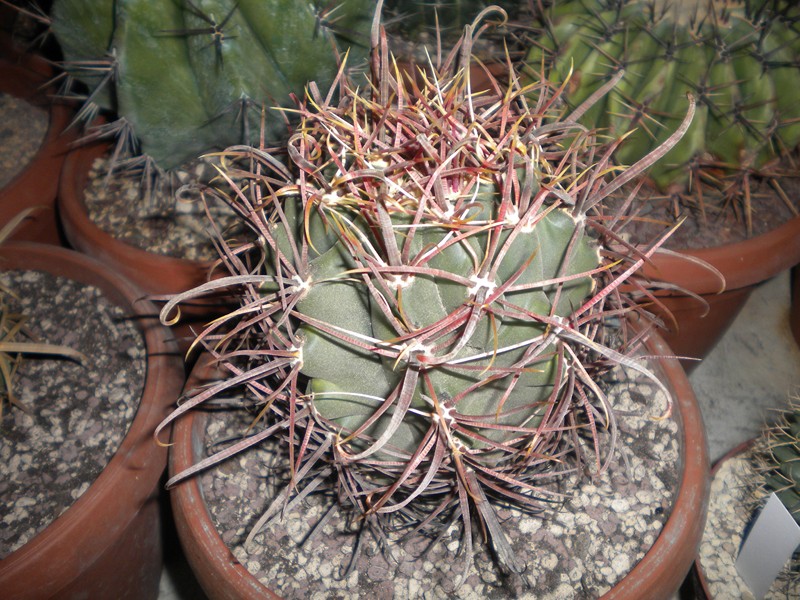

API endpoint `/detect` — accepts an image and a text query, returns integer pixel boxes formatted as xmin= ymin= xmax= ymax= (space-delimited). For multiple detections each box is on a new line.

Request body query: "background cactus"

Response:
xmin=524 ymin=0 xmax=800 ymax=208
xmin=760 ymin=398 xmax=800 ymax=522
xmin=157 ymin=6 xmax=690 ymax=581
xmin=50 ymin=0 xmax=374 ymax=171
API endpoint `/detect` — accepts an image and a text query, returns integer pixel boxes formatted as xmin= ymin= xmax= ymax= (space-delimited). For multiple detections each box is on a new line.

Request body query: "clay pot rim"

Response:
xmin=642 ymin=214 xmax=800 ymax=295
xmin=168 ymin=327 xmax=708 ymax=600
xmin=0 ymin=242 xmax=185 ymax=598
xmin=0 ymin=42 xmax=77 ymax=244
xmin=692 ymin=437 xmax=759 ymax=600
xmin=0 ymin=58 xmax=73 ymax=170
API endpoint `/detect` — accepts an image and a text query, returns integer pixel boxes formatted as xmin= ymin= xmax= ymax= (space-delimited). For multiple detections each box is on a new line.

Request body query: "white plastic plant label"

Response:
xmin=735 ymin=492 xmax=800 ymax=599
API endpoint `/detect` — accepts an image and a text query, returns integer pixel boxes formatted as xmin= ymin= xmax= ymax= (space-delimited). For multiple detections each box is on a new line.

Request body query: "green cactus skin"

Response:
xmin=157 ymin=6 xmax=685 ymax=580
xmin=51 ymin=0 xmax=373 ymax=171
xmin=525 ymin=0 xmax=800 ymax=192
xmin=284 ymin=184 xmax=599 ymax=454
xmin=762 ymin=400 xmax=800 ymax=522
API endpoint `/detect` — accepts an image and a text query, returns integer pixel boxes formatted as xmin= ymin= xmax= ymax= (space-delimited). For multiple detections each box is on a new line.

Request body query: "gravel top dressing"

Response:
xmin=0 ymin=92 xmax=48 ymax=189
xmin=83 ymin=155 xmax=242 ymax=262
xmin=699 ymin=444 xmax=800 ymax=599
xmin=0 ymin=269 xmax=146 ymax=557
xmin=195 ymin=366 xmax=679 ymax=599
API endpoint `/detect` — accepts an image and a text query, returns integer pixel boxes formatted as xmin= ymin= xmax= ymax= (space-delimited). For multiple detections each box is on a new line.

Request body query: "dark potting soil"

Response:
xmin=0 ymin=269 xmax=146 ymax=557
xmin=0 ymin=92 xmax=48 ymax=189
xmin=195 ymin=366 xmax=679 ymax=599
xmin=614 ymin=169 xmax=799 ymax=251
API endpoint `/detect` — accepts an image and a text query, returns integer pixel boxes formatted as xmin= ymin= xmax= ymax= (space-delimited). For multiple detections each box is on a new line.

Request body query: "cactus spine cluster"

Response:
xmin=157 ymin=5 xmax=689 ymax=581
xmin=51 ymin=0 xmax=373 ymax=171
xmin=525 ymin=0 xmax=800 ymax=196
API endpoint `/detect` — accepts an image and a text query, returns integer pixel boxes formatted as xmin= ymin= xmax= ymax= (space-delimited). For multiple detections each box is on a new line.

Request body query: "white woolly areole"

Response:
xmin=467 ymin=274 xmax=497 ymax=298
xmin=520 ymin=213 xmax=539 ymax=233
xmin=439 ymin=203 xmax=457 ymax=221
xmin=369 ymin=157 xmax=389 ymax=170
xmin=386 ymin=274 xmax=414 ymax=290
xmin=436 ymin=404 xmax=456 ymax=426
xmin=289 ymin=345 xmax=303 ymax=367
xmin=504 ymin=205 xmax=520 ymax=226
xmin=401 ymin=339 xmax=433 ymax=362
xmin=291 ymin=275 xmax=311 ymax=296
xmin=550 ymin=315 xmax=566 ymax=335
xmin=321 ymin=190 xmax=343 ymax=206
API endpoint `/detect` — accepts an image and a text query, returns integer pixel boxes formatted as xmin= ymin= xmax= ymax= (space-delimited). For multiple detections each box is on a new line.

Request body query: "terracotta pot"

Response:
xmin=168 ymin=328 xmax=708 ymax=600
xmin=686 ymin=439 xmax=758 ymax=600
xmin=641 ymin=215 xmax=800 ymax=369
xmin=58 ymin=140 xmax=226 ymax=352
xmin=0 ymin=242 xmax=185 ymax=599
xmin=0 ymin=35 xmax=76 ymax=245
xmin=791 ymin=265 xmax=800 ymax=348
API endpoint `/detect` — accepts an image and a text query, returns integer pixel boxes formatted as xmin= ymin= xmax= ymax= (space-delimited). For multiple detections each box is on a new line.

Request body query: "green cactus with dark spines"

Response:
xmin=156 ymin=7 xmax=690 ymax=580
xmin=275 ymin=186 xmax=599 ymax=455
xmin=761 ymin=399 xmax=800 ymax=523
xmin=51 ymin=0 xmax=373 ymax=171
xmin=525 ymin=0 xmax=800 ymax=194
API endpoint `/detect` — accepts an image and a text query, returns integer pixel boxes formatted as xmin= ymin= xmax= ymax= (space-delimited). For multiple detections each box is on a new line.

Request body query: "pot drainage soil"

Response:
xmin=614 ymin=170 xmax=799 ymax=251
xmin=698 ymin=443 xmax=800 ymax=599
xmin=0 ymin=269 xmax=145 ymax=557
xmin=82 ymin=154 xmax=243 ymax=262
xmin=0 ymin=92 xmax=47 ymax=189
xmin=196 ymin=367 xmax=679 ymax=599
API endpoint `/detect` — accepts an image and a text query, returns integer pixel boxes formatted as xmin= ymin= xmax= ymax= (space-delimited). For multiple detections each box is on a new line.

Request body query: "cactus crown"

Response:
xmin=158 ymin=4 xmax=688 ymax=583
xmin=50 ymin=0 xmax=373 ymax=173
xmin=525 ymin=0 xmax=800 ymax=229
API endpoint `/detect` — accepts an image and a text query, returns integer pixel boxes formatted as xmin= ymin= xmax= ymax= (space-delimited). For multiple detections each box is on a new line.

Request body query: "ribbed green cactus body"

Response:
xmin=764 ymin=404 xmax=800 ymax=522
xmin=51 ymin=0 xmax=371 ymax=170
xmin=526 ymin=0 xmax=800 ymax=190
xmin=269 ymin=186 xmax=599 ymax=454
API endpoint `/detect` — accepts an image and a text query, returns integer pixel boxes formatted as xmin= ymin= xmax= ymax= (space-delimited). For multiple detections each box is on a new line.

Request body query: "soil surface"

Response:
xmin=698 ymin=443 xmax=800 ymax=599
xmin=0 ymin=269 xmax=145 ymax=557
xmin=83 ymin=154 xmax=243 ymax=262
xmin=0 ymin=92 xmax=47 ymax=188
xmin=613 ymin=166 xmax=800 ymax=251
xmin=194 ymin=365 xmax=679 ymax=599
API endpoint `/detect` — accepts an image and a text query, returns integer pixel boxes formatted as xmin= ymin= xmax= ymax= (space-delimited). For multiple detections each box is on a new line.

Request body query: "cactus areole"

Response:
xmin=526 ymin=0 xmax=800 ymax=192
xmin=158 ymin=4 xmax=687 ymax=581
xmin=51 ymin=0 xmax=372 ymax=171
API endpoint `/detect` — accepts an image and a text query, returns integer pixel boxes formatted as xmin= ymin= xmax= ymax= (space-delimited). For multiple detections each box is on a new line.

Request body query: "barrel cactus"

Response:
xmin=50 ymin=0 xmax=373 ymax=172
xmin=760 ymin=398 xmax=800 ymax=522
xmin=157 ymin=5 xmax=691 ymax=581
xmin=524 ymin=0 xmax=800 ymax=202
xmin=753 ymin=396 xmax=800 ymax=585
